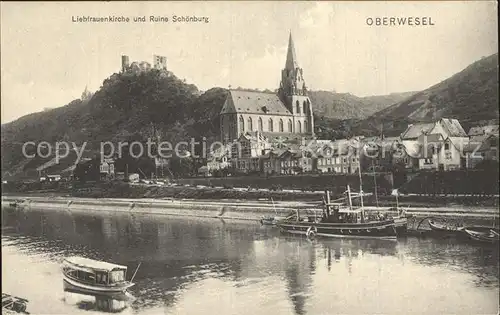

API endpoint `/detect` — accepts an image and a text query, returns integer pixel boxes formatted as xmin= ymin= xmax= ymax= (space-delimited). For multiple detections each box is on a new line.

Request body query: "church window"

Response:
xmin=304 ymin=120 xmax=308 ymax=133
xmin=247 ymin=117 xmax=253 ymax=131
xmin=268 ymin=118 xmax=274 ymax=132
xmin=239 ymin=116 xmax=244 ymax=134
xmin=296 ymin=101 xmax=300 ymax=113
xmin=258 ymin=117 xmax=263 ymax=132
xmin=279 ymin=119 xmax=284 ymax=132
xmin=288 ymin=119 xmax=293 ymax=132
xmin=297 ymin=121 xmax=302 ymax=133
xmin=303 ymin=101 xmax=307 ymax=114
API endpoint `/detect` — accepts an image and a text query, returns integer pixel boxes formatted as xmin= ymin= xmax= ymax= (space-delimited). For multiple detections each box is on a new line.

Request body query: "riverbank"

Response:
xmin=2 ymin=181 xmax=499 ymax=208
xmin=2 ymin=195 xmax=499 ymax=226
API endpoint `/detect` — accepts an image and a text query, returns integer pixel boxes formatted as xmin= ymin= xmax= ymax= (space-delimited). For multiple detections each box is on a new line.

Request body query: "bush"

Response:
xmin=223 ymin=184 xmax=233 ymax=190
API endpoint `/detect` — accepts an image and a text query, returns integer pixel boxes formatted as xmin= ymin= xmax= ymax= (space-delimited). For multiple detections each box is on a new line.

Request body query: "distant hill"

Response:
xmin=1 ymin=70 xmax=226 ymax=179
xmin=308 ymin=91 xmax=414 ymax=120
xmin=358 ymin=53 xmax=499 ymax=136
xmin=2 ymin=53 xmax=497 ymax=179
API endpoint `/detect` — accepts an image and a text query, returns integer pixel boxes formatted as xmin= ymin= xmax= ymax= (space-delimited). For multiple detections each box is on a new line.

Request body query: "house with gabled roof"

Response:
xmin=396 ymin=118 xmax=469 ymax=171
xmin=401 ymin=118 xmax=468 ymax=140
xmin=220 ymin=33 xmax=315 ymax=143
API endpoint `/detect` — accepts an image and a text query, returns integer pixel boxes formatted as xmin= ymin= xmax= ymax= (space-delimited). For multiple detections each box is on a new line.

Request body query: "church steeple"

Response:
xmin=285 ymin=31 xmax=298 ymax=70
xmin=279 ymin=32 xmax=307 ymax=98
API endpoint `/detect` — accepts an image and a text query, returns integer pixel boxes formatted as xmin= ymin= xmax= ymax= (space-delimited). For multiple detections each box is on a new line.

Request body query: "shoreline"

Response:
xmin=3 ymin=195 xmax=499 ymax=223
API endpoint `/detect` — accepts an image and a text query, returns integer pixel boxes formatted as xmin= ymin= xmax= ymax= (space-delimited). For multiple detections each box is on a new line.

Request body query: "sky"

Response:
xmin=1 ymin=1 xmax=498 ymax=123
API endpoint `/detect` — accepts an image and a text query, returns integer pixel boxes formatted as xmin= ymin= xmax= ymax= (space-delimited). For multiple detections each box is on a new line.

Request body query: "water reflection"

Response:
xmin=63 ymin=289 xmax=134 ymax=313
xmin=2 ymin=207 xmax=499 ymax=315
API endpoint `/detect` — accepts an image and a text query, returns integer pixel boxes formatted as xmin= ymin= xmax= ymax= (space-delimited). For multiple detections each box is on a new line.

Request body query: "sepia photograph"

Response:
xmin=1 ymin=1 xmax=499 ymax=314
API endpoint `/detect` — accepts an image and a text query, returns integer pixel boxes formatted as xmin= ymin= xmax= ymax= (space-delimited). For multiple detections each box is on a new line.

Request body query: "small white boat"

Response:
xmin=62 ymin=257 xmax=136 ymax=297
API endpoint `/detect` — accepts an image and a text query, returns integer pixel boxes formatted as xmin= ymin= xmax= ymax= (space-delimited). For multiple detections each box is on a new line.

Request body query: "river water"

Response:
xmin=2 ymin=207 xmax=499 ymax=315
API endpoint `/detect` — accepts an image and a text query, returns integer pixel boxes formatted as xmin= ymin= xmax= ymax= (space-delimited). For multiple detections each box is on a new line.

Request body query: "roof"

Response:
xmin=220 ymin=90 xmax=292 ymax=116
xmin=440 ymin=118 xmax=467 ymax=137
xmin=468 ymin=125 xmax=499 ymax=136
xmin=239 ymin=131 xmax=269 ymax=143
xmin=64 ymin=256 xmax=127 ymax=272
xmin=464 ymin=134 xmax=499 ymax=152
xmin=400 ymin=122 xmax=435 ymax=139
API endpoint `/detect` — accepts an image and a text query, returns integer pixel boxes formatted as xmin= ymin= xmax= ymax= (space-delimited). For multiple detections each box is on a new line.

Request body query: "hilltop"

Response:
xmin=357 ymin=53 xmax=499 ymax=136
xmin=1 ymin=70 xmax=227 ymax=179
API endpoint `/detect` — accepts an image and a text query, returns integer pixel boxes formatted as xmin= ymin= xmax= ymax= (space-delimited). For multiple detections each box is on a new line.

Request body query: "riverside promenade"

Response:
xmin=2 ymin=195 xmax=499 ymax=224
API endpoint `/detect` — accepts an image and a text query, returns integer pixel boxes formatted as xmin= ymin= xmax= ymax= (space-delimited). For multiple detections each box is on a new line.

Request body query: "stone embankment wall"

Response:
xmin=2 ymin=196 xmax=499 ymax=224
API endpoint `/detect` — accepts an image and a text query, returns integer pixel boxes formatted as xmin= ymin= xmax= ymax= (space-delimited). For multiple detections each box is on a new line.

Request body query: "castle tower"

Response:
xmin=153 ymin=55 xmax=167 ymax=70
xmin=279 ymin=32 xmax=314 ymax=136
xmin=121 ymin=55 xmax=130 ymax=72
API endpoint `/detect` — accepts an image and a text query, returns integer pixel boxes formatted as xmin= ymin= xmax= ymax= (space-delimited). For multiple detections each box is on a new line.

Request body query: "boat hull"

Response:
xmin=63 ymin=275 xmax=134 ymax=297
xmin=393 ymin=217 xmax=408 ymax=235
xmin=428 ymin=220 xmax=466 ymax=238
xmin=464 ymin=227 xmax=500 ymax=245
xmin=278 ymin=220 xmax=398 ymax=241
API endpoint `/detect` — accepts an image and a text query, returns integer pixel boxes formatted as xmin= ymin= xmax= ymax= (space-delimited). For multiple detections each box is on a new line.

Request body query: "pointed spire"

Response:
xmin=285 ymin=31 xmax=298 ymax=70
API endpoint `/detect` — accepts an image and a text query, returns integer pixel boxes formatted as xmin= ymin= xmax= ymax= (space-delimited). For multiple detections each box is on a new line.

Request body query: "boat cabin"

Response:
xmin=63 ymin=256 xmax=128 ymax=286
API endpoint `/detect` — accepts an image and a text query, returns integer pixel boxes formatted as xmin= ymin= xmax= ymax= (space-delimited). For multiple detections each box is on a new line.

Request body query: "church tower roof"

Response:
xmin=285 ymin=31 xmax=298 ymax=70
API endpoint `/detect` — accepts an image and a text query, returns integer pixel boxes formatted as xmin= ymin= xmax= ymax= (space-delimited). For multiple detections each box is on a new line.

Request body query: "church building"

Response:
xmin=220 ymin=33 xmax=315 ymax=143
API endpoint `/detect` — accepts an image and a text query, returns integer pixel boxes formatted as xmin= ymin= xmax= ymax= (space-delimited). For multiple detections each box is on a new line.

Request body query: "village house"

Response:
xmin=231 ymin=132 xmax=272 ymax=174
xmin=99 ymin=158 xmax=116 ymax=180
xmin=464 ymin=125 xmax=499 ymax=168
xmin=315 ymin=138 xmax=362 ymax=174
xmin=204 ymin=145 xmax=231 ymax=175
xmin=394 ymin=118 xmax=469 ymax=171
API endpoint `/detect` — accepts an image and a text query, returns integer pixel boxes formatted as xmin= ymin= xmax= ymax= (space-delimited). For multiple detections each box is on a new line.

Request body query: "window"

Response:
xmin=296 ymin=100 xmax=300 ymax=113
xmin=247 ymin=117 xmax=253 ymax=131
xmin=258 ymin=117 xmax=263 ymax=131
xmin=297 ymin=121 xmax=302 ymax=133
xmin=239 ymin=116 xmax=244 ymax=134
xmin=279 ymin=119 xmax=284 ymax=132
xmin=304 ymin=120 xmax=308 ymax=133
xmin=444 ymin=142 xmax=450 ymax=150
xmin=303 ymin=101 xmax=307 ymax=114
xmin=288 ymin=119 xmax=293 ymax=132
xmin=268 ymin=118 xmax=273 ymax=132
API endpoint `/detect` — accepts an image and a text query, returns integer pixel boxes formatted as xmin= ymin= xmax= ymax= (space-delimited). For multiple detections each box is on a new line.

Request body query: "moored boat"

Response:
xmin=428 ymin=219 xmax=465 ymax=237
xmin=463 ymin=227 xmax=500 ymax=244
xmin=277 ymin=186 xmax=398 ymax=241
xmin=2 ymin=293 xmax=29 ymax=314
xmin=62 ymin=257 xmax=137 ymax=297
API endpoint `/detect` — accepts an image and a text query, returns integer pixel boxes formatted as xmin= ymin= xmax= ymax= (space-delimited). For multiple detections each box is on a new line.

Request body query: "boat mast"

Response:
xmin=346 ymin=185 xmax=353 ymax=210
xmin=372 ymin=159 xmax=379 ymax=207
xmin=357 ymin=158 xmax=365 ymax=222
